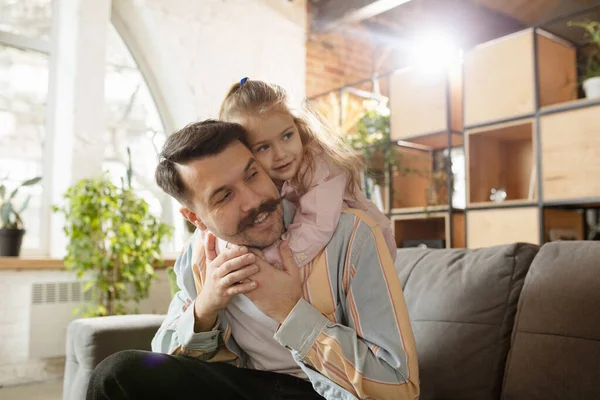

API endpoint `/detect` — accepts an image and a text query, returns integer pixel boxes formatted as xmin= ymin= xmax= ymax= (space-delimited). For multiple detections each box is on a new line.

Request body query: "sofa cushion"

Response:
xmin=502 ymin=241 xmax=600 ymax=400
xmin=395 ymin=242 xmax=539 ymax=400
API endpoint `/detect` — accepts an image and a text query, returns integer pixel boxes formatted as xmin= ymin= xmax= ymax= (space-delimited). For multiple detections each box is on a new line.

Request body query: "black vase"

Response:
xmin=0 ymin=228 xmax=26 ymax=256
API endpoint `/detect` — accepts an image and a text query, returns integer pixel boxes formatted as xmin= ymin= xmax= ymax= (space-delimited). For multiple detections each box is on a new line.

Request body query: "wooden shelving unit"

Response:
xmin=461 ymin=15 xmax=600 ymax=248
xmin=306 ymin=4 xmax=600 ymax=250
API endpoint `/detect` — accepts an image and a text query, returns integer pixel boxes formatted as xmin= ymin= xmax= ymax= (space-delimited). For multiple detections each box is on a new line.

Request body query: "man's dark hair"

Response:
xmin=155 ymin=119 xmax=249 ymax=206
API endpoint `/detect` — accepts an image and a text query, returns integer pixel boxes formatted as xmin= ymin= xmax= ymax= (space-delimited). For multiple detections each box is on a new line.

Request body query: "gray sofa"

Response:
xmin=63 ymin=241 xmax=600 ymax=400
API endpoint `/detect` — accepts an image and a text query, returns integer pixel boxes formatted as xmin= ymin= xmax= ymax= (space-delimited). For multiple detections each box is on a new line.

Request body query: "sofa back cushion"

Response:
xmin=395 ymin=243 xmax=539 ymax=400
xmin=502 ymin=241 xmax=600 ymax=400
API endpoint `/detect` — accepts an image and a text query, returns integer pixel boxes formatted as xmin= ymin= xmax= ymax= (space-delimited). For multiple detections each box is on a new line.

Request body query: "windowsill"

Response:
xmin=0 ymin=257 xmax=177 ymax=271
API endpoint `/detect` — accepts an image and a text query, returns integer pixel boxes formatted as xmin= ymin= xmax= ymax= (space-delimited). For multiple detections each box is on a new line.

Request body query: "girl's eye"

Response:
xmin=257 ymin=144 xmax=269 ymax=152
xmin=282 ymin=132 xmax=293 ymax=141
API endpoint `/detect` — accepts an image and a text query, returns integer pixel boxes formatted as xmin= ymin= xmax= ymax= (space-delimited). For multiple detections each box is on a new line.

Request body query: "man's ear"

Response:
xmin=180 ymin=207 xmax=207 ymax=231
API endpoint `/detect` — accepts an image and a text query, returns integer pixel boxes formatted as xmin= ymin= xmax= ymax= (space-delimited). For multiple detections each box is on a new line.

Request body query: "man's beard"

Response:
xmin=209 ymin=197 xmax=284 ymax=249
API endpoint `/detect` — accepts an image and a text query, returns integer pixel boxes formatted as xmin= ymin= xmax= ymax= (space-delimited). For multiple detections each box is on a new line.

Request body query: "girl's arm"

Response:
xmin=282 ymin=158 xmax=349 ymax=267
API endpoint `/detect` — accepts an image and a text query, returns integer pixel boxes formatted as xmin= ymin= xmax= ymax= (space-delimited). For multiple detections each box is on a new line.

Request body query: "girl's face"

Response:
xmin=242 ymin=112 xmax=304 ymax=184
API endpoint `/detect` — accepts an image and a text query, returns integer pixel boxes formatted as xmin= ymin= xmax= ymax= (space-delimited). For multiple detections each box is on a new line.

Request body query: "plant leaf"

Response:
xmin=1 ymin=203 xmax=13 ymax=225
xmin=19 ymin=195 xmax=31 ymax=213
xmin=13 ymin=210 xmax=23 ymax=229
xmin=83 ymin=281 xmax=95 ymax=293
xmin=0 ymin=184 xmax=5 ymax=200
xmin=21 ymin=177 xmax=42 ymax=186
xmin=9 ymin=188 xmax=18 ymax=200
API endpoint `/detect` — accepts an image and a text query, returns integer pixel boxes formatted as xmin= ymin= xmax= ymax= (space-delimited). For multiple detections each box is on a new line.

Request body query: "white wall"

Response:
xmin=114 ymin=0 xmax=307 ymax=131
xmin=144 ymin=0 xmax=307 ymax=119
xmin=0 ymin=268 xmax=172 ymax=386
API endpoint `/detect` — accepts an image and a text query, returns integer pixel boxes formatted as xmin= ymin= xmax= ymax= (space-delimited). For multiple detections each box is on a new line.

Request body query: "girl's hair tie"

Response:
xmin=240 ymin=77 xmax=249 ymax=87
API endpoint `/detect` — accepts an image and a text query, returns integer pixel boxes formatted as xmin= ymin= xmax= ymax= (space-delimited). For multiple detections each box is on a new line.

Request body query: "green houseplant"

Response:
xmin=344 ymin=102 xmax=425 ymax=202
xmin=568 ymin=20 xmax=600 ymax=99
xmin=53 ymin=153 xmax=172 ymax=317
xmin=0 ymin=176 xmax=42 ymax=256
xmin=344 ymin=102 xmax=397 ymax=200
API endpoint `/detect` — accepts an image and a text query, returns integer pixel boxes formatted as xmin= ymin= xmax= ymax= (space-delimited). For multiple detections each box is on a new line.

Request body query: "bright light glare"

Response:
xmin=409 ymin=32 xmax=462 ymax=73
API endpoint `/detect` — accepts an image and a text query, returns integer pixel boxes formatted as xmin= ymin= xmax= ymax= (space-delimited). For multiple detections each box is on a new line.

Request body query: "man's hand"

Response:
xmin=246 ymin=241 xmax=302 ymax=323
xmin=193 ymin=233 xmax=259 ymax=332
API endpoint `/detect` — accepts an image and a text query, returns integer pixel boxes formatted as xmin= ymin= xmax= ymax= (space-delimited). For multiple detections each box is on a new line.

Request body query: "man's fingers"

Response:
xmin=222 ymin=264 xmax=260 ymax=287
xmin=204 ymin=232 xmax=217 ymax=263
xmin=225 ymin=281 xmax=257 ymax=296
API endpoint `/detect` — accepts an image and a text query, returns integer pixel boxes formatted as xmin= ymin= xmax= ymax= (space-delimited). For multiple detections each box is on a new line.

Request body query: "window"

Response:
xmin=0 ymin=0 xmax=52 ymax=251
xmin=103 ymin=23 xmax=183 ymax=252
xmin=0 ymin=0 xmax=53 ymax=40
xmin=1 ymin=1 xmax=184 ymax=254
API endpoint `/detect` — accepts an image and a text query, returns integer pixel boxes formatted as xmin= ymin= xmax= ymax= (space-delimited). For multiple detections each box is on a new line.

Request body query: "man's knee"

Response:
xmin=92 ymin=350 xmax=146 ymax=379
xmin=87 ymin=350 xmax=153 ymax=399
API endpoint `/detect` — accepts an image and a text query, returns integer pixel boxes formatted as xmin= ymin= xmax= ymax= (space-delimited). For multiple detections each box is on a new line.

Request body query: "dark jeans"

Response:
xmin=86 ymin=349 xmax=324 ymax=400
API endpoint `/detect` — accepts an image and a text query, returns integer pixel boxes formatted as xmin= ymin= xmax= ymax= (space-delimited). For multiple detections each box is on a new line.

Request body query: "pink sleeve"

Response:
xmin=283 ymin=158 xmax=348 ymax=267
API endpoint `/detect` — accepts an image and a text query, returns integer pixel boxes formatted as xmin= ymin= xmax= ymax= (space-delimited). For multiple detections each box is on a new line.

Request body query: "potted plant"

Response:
xmin=345 ymin=103 xmax=393 ymax=198
xmin=0 ymin=176 xmax=42 ymax=256
xmin=53 ymin=152 xmax=172 ymax=317
xmin=345 ymin=101 xmax=427 ymax=206
xmin=568 ymin=20 xmax=600 ymax=99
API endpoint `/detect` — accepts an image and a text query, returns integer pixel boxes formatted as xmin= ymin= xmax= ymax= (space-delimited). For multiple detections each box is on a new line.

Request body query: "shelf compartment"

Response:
xmin=392 ymin=211 xmax=465 ymax=249
xmin=464 ymin=29 xmax=576 ymax=126
xmin=466 ymin=119 xmax=537 ymax=206
xmin=390 ymin=65 xmax=462 ymax=140
xmin=467 ymin=206 xmax=540 ymax=248
xmin=543 ymin=207 xmax=585 ymax=242
xmin=540 ymin=104 xmax=600 ymax=202
xmin=389 ymin=143 xmax=459 ymax=210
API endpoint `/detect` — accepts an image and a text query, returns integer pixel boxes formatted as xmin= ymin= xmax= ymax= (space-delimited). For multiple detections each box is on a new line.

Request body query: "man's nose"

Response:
xmin=240 ymin=185 xmax=262 ymax=213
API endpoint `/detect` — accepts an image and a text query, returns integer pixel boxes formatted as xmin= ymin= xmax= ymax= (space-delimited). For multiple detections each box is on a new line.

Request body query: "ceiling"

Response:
xmin=309 ymin=0 xmax=600 ymax=47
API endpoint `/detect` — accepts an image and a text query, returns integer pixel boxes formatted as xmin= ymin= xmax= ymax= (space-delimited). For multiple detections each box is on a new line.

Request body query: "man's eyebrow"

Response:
xmin=244 ymin=158 xmax=256 ymax=172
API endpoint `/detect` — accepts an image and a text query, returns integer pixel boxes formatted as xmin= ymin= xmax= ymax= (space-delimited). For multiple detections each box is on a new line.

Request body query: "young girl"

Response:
xmin=208 ymin=77 xmax=396 ymax=267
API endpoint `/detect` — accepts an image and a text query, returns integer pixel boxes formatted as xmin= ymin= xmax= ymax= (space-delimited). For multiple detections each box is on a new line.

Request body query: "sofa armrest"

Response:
xmin=63 ymin=314 xmax=165 ymax=400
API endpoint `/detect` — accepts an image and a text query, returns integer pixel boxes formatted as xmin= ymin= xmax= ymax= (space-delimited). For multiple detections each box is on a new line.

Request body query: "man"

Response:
xmin=87 ymin=120 xmax=419 ymax=400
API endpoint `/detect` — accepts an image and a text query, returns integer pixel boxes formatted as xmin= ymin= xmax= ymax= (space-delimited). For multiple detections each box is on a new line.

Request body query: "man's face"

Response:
xmin=179 ymin=140 xmax=284 ymax=248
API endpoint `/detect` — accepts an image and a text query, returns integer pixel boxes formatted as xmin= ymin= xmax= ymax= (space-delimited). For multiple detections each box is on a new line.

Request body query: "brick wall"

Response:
xmin=306 ymin=22 xmax=400 ymax=98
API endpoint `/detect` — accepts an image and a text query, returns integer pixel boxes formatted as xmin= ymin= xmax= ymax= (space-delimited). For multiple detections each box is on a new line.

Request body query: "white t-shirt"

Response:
xmin=226 ymin=294 xmax=307 ymax=379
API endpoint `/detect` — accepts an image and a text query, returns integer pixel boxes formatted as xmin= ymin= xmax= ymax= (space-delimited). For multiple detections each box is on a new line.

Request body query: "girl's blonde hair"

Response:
xmin=218 ymin=79 xmax=364 ymax=198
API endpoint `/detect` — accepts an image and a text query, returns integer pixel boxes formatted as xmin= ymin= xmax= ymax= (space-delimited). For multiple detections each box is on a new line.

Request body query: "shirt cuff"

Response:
xmin=176 ymin=300 xmax=221 ymax=351
xmin=273 ymin=298 xmax=330 ymax=359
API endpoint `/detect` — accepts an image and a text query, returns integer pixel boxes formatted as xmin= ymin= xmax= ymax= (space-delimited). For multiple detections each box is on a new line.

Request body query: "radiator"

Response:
xmin=29 ymin=281 xmax=91 ymax=358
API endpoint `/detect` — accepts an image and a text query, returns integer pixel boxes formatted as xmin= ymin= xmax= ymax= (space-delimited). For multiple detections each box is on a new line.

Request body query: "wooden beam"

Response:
xmin=313 ymin=0 xmax=415 ymax=32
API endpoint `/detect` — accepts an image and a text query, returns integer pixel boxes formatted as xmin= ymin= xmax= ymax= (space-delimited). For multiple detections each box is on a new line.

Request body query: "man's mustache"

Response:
xmin=236 ymin=197 xmax=282 ymax=233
